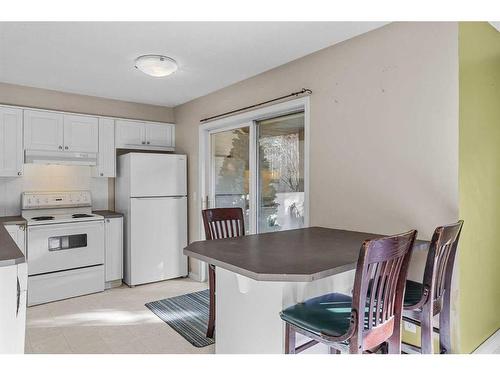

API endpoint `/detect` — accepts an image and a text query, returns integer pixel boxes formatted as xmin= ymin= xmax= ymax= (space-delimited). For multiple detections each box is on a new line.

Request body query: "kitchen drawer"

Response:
xmin=28 ymin=265 xmax=104 ymax=306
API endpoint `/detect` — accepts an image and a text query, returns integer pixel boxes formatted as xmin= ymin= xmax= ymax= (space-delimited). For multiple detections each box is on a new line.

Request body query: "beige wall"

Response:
xmin=0 ymin=82 xmax=174 ymax=123
xmin=174 ymin=22 xmax=459 ymax=282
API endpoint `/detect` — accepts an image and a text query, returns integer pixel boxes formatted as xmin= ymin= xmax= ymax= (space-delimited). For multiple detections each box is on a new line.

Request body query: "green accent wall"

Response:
xmin=459 ymin=22 xmax=500 ymax=353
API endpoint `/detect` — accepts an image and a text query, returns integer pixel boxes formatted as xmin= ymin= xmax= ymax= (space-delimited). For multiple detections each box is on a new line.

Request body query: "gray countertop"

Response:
xmin=0 ymin=216 xmax=26 ymax=268
xmin=92 ymin=210 xmax=124 ymax=218
xmin=184 ymin=226 xmax=430 ymax=282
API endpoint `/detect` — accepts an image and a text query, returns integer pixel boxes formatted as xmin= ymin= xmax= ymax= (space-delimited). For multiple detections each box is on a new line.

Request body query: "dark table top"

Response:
xmin=184 ymin=226 xmax=429 ymax=282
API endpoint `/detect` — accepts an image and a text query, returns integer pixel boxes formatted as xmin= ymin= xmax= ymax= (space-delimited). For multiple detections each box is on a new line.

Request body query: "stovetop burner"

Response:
xmin=72 ymin=214 xmax=94 ymax=218
xmin=31 ymin=216 xmax=55 ymax=221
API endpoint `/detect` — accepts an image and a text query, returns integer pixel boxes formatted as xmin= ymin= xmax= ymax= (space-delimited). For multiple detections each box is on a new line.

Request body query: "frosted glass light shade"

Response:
xmin=135 ymin=55 xmax=178 ymax=77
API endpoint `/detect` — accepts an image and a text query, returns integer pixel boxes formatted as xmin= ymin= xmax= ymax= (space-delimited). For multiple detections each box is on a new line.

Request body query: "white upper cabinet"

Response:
xmin=115 ymin=120 xmax=174 ymax=150
xmin=93 ymin=118 xmax=116 ymax=178
xmin=63 ymin=114 xmax=98 ymax=153
xmin=0 ymin=106 xmax=23 ymax=177
xmin=24 ymin=110 xmax=98 ymax=153
xmin=145 ymin=122 xmax=174 ymax=148
xmin=24 ymin=110 xmax=64 ymax=151
xmin=115 ymin=120 xmax=145 ymax=147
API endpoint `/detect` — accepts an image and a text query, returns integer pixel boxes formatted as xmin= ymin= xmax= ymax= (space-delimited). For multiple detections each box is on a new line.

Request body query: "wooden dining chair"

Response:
xmin=280 ymin=229 xmax=417 ymax=354
xmin=201 ymin=207 xmax=245 ymax=338
xmin=402 ymin=220 xmax=463 ymax=354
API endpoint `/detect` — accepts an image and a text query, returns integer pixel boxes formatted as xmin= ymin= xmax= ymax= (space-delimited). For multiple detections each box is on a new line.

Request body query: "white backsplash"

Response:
xmin=0 ymin=164 xmax=109 ymax=216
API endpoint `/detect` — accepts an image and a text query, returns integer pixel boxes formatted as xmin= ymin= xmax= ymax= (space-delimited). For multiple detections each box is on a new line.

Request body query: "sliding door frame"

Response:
xmin=196 ymin=96 xmax=310 ymax=282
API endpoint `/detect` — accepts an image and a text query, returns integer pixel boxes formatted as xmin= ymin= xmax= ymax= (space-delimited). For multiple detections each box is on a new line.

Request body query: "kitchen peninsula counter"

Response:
xmin=184 ymin=226 xmax=429 ymax=354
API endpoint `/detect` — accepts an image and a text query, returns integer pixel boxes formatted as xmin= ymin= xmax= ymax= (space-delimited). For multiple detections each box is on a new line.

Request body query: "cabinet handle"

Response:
xmin=106 ymin=219 xmax=110 ymax=223
xmin=100 ymin=173 xmax=104 ymax=176
xmin=16 ymin=277 xmax=20 ymax=317
xmin=17 ymin=171 xmax=22 ymax=176
xmin=58 ymin=145 xmax=63 ymax=150
xmin=142 ymin=141 xmax=145 ymax=145
xmin=65 ymin=146 xmax=69 ymax=150
xmin=147 ymin=141 xmax=150 ymax=145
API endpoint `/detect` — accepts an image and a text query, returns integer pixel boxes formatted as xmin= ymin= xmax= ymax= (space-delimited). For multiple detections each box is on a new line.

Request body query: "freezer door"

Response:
xmin=128 ymin=197 xmax=187 ymax=286
xmin=129 ymin=153 xmax=186 ymax=197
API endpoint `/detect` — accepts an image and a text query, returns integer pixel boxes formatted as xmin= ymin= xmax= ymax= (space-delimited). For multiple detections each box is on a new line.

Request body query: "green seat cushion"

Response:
xmin=404 ymin=280 xmax=423 ymax=307
xmin=280 ymin=293 xmax=353 ymax=337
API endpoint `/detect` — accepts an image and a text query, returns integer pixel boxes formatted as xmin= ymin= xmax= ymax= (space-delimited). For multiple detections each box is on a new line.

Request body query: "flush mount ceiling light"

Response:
xmin=134 ymin=55 xmax=178 ymax=77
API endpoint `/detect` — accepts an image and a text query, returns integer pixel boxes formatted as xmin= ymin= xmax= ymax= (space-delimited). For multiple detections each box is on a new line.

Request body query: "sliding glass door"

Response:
xmin=209 ymin=126 xmax=251 ymax=234
xmin=257 ymin=112 xmax=305 ymax=233
xmin=205 ymin=111 xmax=306 ymax=235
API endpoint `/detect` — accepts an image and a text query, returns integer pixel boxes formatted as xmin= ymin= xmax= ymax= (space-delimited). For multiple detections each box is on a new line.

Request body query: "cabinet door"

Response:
xmin=94 ymin=118 xmax=116 ymax=177
xmin=0 ymin=263 xmax=26 ymax=354
xmin=0 ymin=107 xmax=23 ymax=177
xmin=24 ymin=110 xmax=64 ymax=151
xmin=115 ymin=120 xmax=145 ymax=147
xmin=105 ymin=217 xmax=123 ymax=282
xmin=63 ymin=114 xmax=98 ymax=153
xmin=145 ymin=123 xmax=174 ymax=148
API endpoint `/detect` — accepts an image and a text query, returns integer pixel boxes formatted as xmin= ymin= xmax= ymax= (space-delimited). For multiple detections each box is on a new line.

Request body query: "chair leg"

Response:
xmin=439 ymin=290 xmax=452 ymax=354
xmin=420 ymin=304 xmax=434 ymax=354
xmin=329 ymin=347 xmax=341 ymax=354
xmin=386 ymin=315 xmax=402 ymax=354
xmin=386 ymin=332 xmax=401 ymax=354
xmin=206 ymin=265 xmax=216 ymax=338
xmin=285 ymin=323 xmax=296 ymax=354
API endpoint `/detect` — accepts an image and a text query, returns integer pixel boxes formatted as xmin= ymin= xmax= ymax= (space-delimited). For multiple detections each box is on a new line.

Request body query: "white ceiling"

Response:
xmin=0 ymin=22 xmax=387 ymax=107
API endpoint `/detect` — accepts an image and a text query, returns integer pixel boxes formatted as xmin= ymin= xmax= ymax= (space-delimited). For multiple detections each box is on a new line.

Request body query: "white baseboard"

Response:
xmin=188 ymin=271 xmax=203 ymax=282
xmin=473 ymin=329 xmax=500 ymax=354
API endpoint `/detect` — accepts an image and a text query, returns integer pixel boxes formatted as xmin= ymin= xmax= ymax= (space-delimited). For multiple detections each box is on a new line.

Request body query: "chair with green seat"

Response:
xmin=402 ymin=221 xmax=463 ymax=354
xmin=280 ymin=229 xmax=417 ymax=354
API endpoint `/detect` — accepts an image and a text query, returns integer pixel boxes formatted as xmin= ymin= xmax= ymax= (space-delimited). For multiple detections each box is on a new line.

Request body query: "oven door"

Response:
xmin=27 ymin=221 xmax=104 ymax=276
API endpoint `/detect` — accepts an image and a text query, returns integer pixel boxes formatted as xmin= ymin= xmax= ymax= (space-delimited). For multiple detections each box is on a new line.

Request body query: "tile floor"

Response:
xmin=25 ymin=278 xmax=215 ymax=354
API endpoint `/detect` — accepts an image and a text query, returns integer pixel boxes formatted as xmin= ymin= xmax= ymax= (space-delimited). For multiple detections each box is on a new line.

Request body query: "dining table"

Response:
xmin=184 ymin=226 xmax=429 ymax=354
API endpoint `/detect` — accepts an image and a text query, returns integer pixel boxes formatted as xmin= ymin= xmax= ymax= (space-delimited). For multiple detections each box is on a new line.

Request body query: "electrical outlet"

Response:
xmin=404 ymin=321 xmax=417 ymax=333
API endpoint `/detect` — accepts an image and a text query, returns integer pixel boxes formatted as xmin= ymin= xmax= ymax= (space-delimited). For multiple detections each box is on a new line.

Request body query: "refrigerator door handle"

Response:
xmin=133 ymin=196 xmax=186 ymax=200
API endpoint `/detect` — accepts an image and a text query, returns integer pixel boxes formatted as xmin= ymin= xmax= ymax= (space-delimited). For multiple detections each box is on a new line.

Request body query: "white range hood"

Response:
xmin=25 ymin=150 xmax=97 ymax=166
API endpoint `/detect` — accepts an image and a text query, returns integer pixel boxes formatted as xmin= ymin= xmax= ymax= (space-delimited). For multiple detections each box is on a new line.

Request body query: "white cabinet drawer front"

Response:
xmin=0 ymin=106 xmax=23 ymax=177
xmin=24 ymin=110 xmax=64 ymax=151
xmin=145 ymin=123 xmax=173 ymax=147
xmin=115 ymin=120 xmax=145 ymax=147
xmin=28 ymin=265 xmax=104 ymax=306
xmin=27 ymin=222 xmax=104 ymax=275
xmin=63 ymin=114 xmax=98 ymax=152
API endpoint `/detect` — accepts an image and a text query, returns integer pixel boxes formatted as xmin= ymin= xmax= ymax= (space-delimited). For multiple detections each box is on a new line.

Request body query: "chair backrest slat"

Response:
xmin=351 ymin=229 xmax=417 ymax=350
xmin=202 ymin=208 xmax=245 ymax=240
xmin=423 ymin=221 xmax=463 ymax=303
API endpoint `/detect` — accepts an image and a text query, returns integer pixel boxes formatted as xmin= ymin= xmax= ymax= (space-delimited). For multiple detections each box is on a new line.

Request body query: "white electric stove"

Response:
xmin=22 ymin=191 xmax=105 ymax=306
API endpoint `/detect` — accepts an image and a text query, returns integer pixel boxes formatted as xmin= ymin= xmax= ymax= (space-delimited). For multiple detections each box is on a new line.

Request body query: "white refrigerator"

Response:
xmin=116 ymin=153 xmax=188 ymax=286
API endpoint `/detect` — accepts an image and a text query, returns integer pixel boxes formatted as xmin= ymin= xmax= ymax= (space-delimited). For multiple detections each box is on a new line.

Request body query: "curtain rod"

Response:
xmin=200 ymin=88 xmax=312 ymax=123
